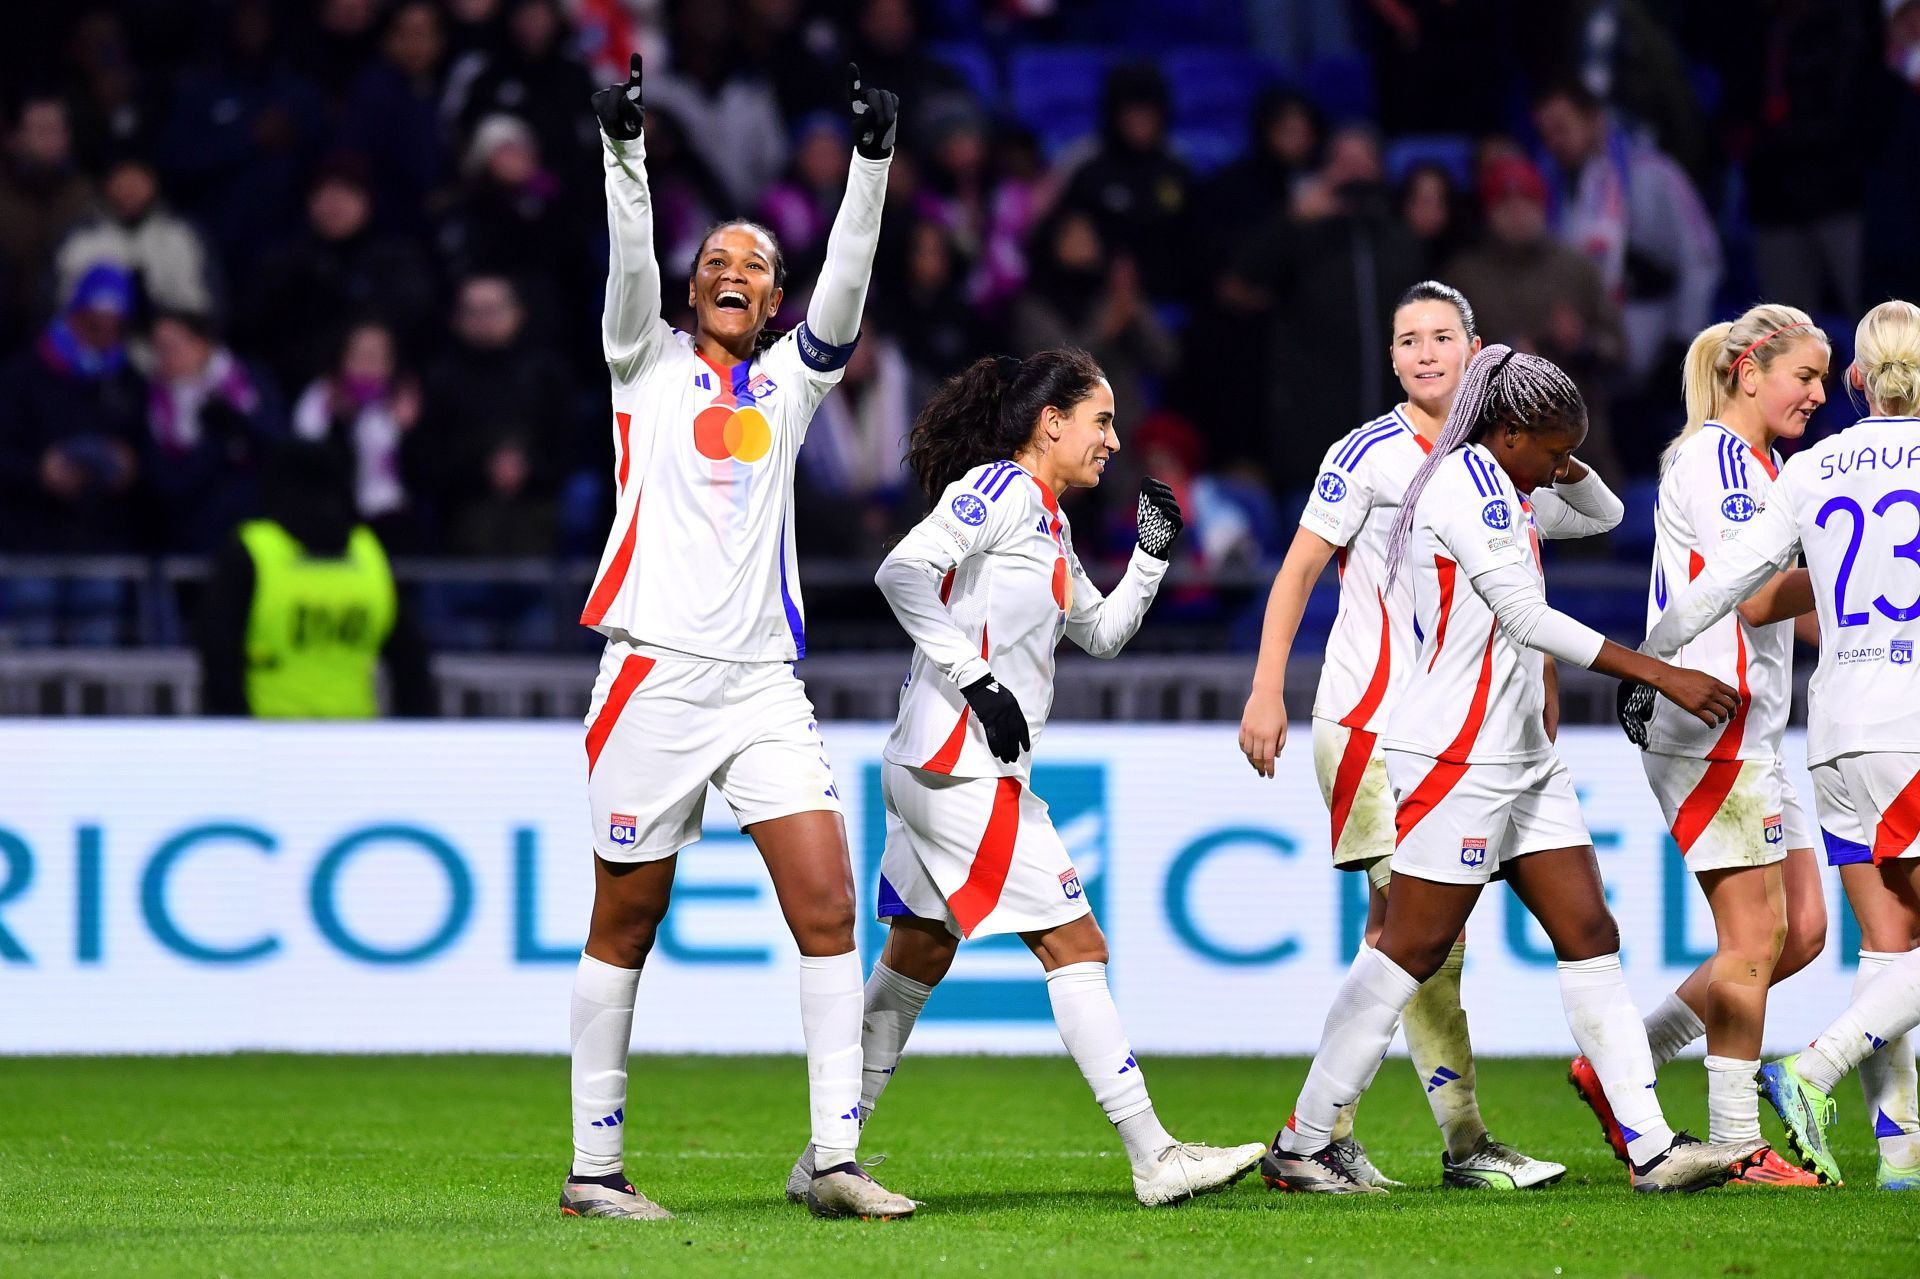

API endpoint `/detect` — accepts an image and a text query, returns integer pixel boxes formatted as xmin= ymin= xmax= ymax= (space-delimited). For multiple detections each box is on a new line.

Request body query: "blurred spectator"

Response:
xmin=1532 ymin=82 xmax=1720 ymax=388
xmin=759 ymin=113 xmax=851 ymax=288
xmin=0 ymin=94 xmax=93 ymax=341
xmin=1719 ymin=0 xmax=1874 ymax=316
xmin=154 ymin=0 xmax=329 ymax=277
xmin=447 ymin=0 xmax=600 ymax=203
xmin=56 ymin=156 xmax=218 ymax=323
xmin=973 ymin=125 xmax=1059 ymax=312
xmin=1361 ymin=0 xmax=1508 ymax=136
xmin=338 ymin=0 xmax=449 ymax=237
xmin=648 ymin=3 xmax=788 ymax=209
xmin=1866 ymin=0 xmax=1920 ymax=303
xmin=298 ymin=0 xmax=385 ymax=101
xmin=63 ymin=11 xmax=161 ymax=172
xmin=142 ymin=309 xmax=284 ymax=553
xmin=1218 ymin=125 xmax=1424 ymax=489
xmin=242 ymin=155 xmax=437 ymax=394
xmin=410 ymin=275 xmax=571 ymax=544
xmin=291 ymin=319 xmax=422 ymax=546
xmin=196 ymin=438 xmax=434 ymax=718
xmin=1125 ymin=410 xmax=1263 ymax=571
xmin=635 ymin=108 xmax=732 ymax=287
xmin=0 ymin=264 xmax=144 ymax=552
xmin=1398 ymin=161 xmax=1472 ymax=277
xmin=795 ymin=325 xmax=913 ymax=552
xmin=1445 ymin=155 xmax=1624 ymax=481
xmin=849 ymin=0 xmax=969 ymax=133
xmin=890 ymin=218 xmax=986 ymax=389
xmin=1012 ymin=209 xmax=1177 ymax=431
xmin=1197 ymin=89 xmax=1324 ymax=254
xmin=740 ymin=0 xmax=843 ymax=126
xmin=1059 ymin=63 xmax=1195 ymax=303
xmin=916 ymin=96 xmax=993 ymax=265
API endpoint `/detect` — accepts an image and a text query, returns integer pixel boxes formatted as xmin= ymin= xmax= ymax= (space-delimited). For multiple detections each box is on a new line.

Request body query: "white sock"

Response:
xmin=1854 ymin=950 xmax=1920 ymax=1160
xmin=1280 ymin=948 xmax=1419 ymax=1155
xmin=569 ymin=952 xmax=641 ymax=1178
xmin=1802 ymin=946 xmax=1920 ymax=1095
xmin=859 ymin=962 xmax=934 ymax=1119
xmin=1403 ymin=941 xmax=1487 ymax=1159
xmin=1045 ymin=961 xmax=1173 ymax=1169
xmin=799 ymin=951 xmax=865 ymax=1169
xmin=1558 ymin=954 xmax=1674 ymax=1166
xmin=1643 ymin=991 xmax=1706 ymax=1068
xmin=1704 ymin=1054 xmax=1762 ymax=1145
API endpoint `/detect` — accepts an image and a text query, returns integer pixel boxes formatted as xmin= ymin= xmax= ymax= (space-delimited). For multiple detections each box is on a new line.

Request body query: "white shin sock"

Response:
xmin=1802 ymin=946 xmax=1920 ymax=1095
xmin=1704 ymin=1054 xmax=1762 ymax=1146
xmin=1045 ymin=961 xmax=1173 ymax=1168
xmin=1280 ymin=949 xmax=1419 ymax=1155
xmin=799 ymin=951 xmax=865 ymax=1169
xmin=1558 ymin=954 xmax=1673 ymax=1166
xmin=859 ymin=962 xmax=934 ymax=1119
xmin=570 ymin=952 xmax=641 ymax=1178
xmin=1643 ymin=991 xmax=1706 ymax=1069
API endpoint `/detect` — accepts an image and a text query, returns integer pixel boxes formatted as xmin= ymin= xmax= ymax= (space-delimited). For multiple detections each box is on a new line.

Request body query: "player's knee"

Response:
xmin=1378 ymin=931 xmax=1451 ymax=983
xmin=791 ymin=894 xmax=857 ymax=957
xmin=1553 ymin=910 xmax=1620 ymax=962
xmin=1781 ymin=897 xmax=1826 ymax=974
xmin=591 ymin=911 xmax=664 ymax=969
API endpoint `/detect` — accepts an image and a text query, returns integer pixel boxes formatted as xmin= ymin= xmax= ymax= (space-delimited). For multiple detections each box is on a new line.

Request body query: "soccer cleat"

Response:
xmin=1628 ymin=1132 xmax=1761 ymax=1194
xmin=1758 ymin=1055 xmax=1843 ymax=1185
xmin=1728 ymin=1146 xmax=1820 ymax=1187
xmin=1877 ymin=1153 xmax=1920 ymax=1190
xmin=1441 ymin=1135 xmax=1568 ymax=1190
xmin=785 ymin=1142 xmax=816 ymax=1204
xmin=559 ymin=1172 xmax=674 ymax=1220
xmin=1260 ymin=1136 xmax=1388 ymax=1195
xmin=1133 ymin=1141 xmax=1266 ymax=1206
xmin=805 ymin=1162 xmax=916 ymax=1220
xmin=1329 ymin=1137 xmax=1404 ymax=1188
xmin=1567 ymin=1056 xmax=1630 ymax=1168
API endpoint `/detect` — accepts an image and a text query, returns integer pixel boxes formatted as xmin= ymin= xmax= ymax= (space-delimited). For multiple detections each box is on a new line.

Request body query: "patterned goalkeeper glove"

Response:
xmin=846 ymin=63 xmax=899 ymax=160
xmin=593 ymin=53 xmax=645 ymax=141
xmin=1136 ymin=477 xmax=1184 ymax=560
xmin=1616 ymin=679 xmax=1654 ymax=750
xmin=961 ymin=674 xmax=1030 ymax=764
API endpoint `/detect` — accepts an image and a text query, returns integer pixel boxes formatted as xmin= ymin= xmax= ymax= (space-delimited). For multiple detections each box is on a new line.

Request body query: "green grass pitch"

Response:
xmin=2 ymin=1054 xmax=1913 ymax=1277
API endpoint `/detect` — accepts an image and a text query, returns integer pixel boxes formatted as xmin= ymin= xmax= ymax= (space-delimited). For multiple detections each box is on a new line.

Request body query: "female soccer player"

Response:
xmin=562 ymin=56 xmax=916 ymax=1221
xmin=1643 ymin=300 xmax=1920 ymax=1190
xmin=1578 ymin=306 xmax=1833 ymax=1187
xmin=1261 ymin=345 xmax=1769 ymax=1195
xmin=1238 ymin=282 xmax=1563 ymax=1190
xmin=786 ymin=349 xmax=1265 ymax=1207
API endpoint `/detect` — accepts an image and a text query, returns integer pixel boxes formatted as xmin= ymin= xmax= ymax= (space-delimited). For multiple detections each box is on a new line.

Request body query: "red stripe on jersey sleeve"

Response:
xmin=1338 ymin=588 xmax=1393 ymax=729
xmin=1873 ymin=769 xmax=1920 ymax=863
xmin=1670 ymin=759 xmax=1742 ymax=854
xmin=614 ymin=411 xmax=633 ymax=493
xmin=581 ymin=491 xmax=643 ymax=627
xmin=585 ymin=654 xmax=656 ymax=776
xmin=1428 ymin=555 xmax=1457 ymax=671
xmin=949 ymin=777 xmax=1024 ymax=937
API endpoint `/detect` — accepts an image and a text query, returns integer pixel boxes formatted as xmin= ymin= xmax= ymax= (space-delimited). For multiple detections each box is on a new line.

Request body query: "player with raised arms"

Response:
xmin=781 ymin=349 xmax=1265 ymax=1207
xmin=562 ymin=54 xmax=916 ymax=1221
xmin=1260 ymin=344 xmax=1769 ymax=1195
xmin=1583 ymin=306 xmax=1834 ymax=1187
xmin=1238 ymin=282 xmax=1564 ymax=1189
xmin=1641 ymin=299 xmax=1920 ymax=1190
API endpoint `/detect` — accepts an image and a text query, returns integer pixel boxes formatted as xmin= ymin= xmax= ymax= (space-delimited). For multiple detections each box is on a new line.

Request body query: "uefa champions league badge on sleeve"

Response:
xmin=609 ymin=813 xmax=638 ymax=847
xmin=951 ymin=493 xmax=988 ymax=526
xmin=1316 ymin=472 xmax=1347 ymax=503
xmin=1482 ymin=500 xmax=1511 ymax=530
xmin=1720 ymin=493 xmax=1757 ymax=522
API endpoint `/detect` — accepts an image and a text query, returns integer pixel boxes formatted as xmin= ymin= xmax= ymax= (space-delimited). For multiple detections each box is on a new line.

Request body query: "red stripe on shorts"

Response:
xmin=949 ymin=777 xmax=1023 ymax=937
xmin=585 ymin=654 xmax=656 ymax=776
xmin=1329 ymin=726 xmax=1378 ymax=849
xmin=1670 ymin=759 xmax=1742 ymax=855
xmin=1873 ymin=769 xmax=1920 ymax=864
xmin=1395 ymin=624 xmax=1497 ymax=843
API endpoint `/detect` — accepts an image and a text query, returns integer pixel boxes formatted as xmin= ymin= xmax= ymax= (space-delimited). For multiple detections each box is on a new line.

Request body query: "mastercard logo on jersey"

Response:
xmin=693 ymin=404 xmax=773 ymax=463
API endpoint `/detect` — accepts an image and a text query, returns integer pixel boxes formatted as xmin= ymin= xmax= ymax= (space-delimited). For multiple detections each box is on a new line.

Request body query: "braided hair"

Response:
xmin=1383 ymin=344 xmax=1585 ymax=586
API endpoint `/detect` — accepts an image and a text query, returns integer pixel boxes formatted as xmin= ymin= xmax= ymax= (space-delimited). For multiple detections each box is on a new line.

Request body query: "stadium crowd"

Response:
xmin=4 ymin=0 xmax=1920 ymax=635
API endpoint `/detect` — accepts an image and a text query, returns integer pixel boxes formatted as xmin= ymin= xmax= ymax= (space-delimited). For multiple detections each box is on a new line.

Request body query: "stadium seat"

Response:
xmin=1305 ymin=51 xmax=1374 ymax=121
xmin=1171 ymin=126 xmax=1244 ymax=175
xmin=1009 ymin=46 xmax=1119 ymax=148
xmin=1385 ymin=134 xmax=1475 ymax=187
xmin=1161 ymin=48 xmax=1288 ymax=133
xmin=927 ymin=41 xmax=1000 ymax=109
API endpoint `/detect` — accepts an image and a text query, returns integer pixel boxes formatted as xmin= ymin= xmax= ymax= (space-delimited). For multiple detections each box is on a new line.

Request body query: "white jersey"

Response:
xmin=1643 ymin=423 xmax=1794 ymax=759
xmin=1386 ymin=443 xmax=1620 ymax=763
xmin=877 ymin=461 xmax=1167 ymax=780
xmin=1299 ymin=408 xmax=1432 ymax=734
xmin=580 ymin=131 xmax=889 ymax=661
xmin=1650 ymin=416 xmax=1920 ymax=765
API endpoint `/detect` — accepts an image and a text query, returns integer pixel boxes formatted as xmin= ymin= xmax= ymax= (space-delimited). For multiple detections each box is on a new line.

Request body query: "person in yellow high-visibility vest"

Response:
xmin=197 ymin=440 xmax=434 ymax=717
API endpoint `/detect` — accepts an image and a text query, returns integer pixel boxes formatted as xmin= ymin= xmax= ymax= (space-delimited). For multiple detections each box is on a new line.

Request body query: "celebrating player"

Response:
xmin=1238 ymin=282 xmax=1563 ymax=1189
xmin=1583 ymin=306 xmax=1834 ymax=1186
xmin=782 ymin=349 xmax=1265 ymax=1207
xmin=1641 ymin=300 xmax=1920 ymax=1190
xmin=562 ymin=55 xmax=916 ymax=1221
xmin=1261 ymin=345 xmax=1768 ymax=1195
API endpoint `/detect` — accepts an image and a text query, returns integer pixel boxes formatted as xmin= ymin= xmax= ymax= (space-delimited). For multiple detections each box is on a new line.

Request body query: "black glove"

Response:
xmin=962 ymin=673 xmax=1029 ymax=764
xmin=592 ymin=53 xmax=645 ymax=141
xmin=845 ymin=63 xmax=898 ymax=160
xmin=1136 ymin=477 xmax=1184 ymax=560
xmin=1616 ymin=679 xmax=1654 ymax=750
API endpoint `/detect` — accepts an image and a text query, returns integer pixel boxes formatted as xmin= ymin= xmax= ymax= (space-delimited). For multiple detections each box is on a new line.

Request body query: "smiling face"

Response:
xmin=1040 ymin=378 xmax=1119 ymax=490
xmin=1489 ymin=415 xmax=1586 ymax=493
xmin=1742 ymin=336 xmax=1829 ymax=442
xmin=688 ymin=224 xmax=783 ymax=350
xmin=1391 ymin=300 xmax=1478 ymax=416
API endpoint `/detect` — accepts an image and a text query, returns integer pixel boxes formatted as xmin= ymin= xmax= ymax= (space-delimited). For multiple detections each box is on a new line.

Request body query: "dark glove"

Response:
xmin=1616 ymin=679 xmax=1654 ymax=750
xmin=962 ymin=673 xmax=1029 ymax=763
xmin=1136 ymin=477 xmax=1184 ymax=560
xmin=845 ymin=63 xmax=898 ymax=160
xmin=592 ymin=53 xmax=645 ymax=141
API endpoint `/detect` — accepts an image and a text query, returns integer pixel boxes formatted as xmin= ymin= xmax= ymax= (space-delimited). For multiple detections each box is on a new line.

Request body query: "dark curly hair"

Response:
xmin=904 ymin=349 xmax=1107 ymax=499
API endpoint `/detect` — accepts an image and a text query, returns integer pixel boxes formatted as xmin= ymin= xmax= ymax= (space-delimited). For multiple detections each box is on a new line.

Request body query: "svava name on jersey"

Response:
xmin=1819 ymin=442 xmax=1920 ymax=480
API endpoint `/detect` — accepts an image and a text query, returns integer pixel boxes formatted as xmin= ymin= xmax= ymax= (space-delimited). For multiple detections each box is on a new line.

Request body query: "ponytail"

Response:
xmin=1854 ymin=299 xmax=1920 ymax=419
xmin=905 ymin=348 xmax=1106 ymax=499
xmin=1663 ymin=305 xmax=1824 ymax=472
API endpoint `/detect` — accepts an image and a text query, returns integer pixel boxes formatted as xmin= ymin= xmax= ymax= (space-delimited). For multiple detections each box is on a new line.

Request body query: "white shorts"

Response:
xmin=1386 ymin=749 xmax=1591 ymax=885
xmin=1642 ymin=753 xmax=1811 ymax=873
xmin=1313 ymin=717 xmax=1393 ymax=871
xmin=584 ymin=643 xmax=841 ymax=861
xmin=876 ymin=760 xmax=1091 ymax=940
xmin=1811 ymin=751 xmax=1920 ymax=866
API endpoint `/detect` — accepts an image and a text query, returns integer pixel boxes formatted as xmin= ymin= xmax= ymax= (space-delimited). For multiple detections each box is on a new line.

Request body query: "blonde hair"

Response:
xmin=1853 ymin=300 xmax=1920 ymax=418
xmin=1663 ymin=303 xmax=1826 ymax=472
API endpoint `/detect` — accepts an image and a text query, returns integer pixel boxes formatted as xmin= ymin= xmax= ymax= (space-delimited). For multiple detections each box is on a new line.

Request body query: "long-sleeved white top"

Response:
xmin=877 ymin=460 xmax=1167 ymax=779
xmin=581 ymin=130 xmax=889 ymax=661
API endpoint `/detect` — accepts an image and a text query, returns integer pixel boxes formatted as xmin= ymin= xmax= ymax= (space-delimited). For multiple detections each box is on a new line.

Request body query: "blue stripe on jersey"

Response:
xmin=1714 ymin=433 xmax=1729 ymax=488
xmin=1731 ymin=436 xmax=1748 ymax=487
xmin=975 ymin=461 xmax=1015 ymax=498
xmin=994 ymin=464 xmax=1022 ymax=499
xmin=731 ymin=358 xmax=755 ymax=404
xmin=1336 ymin=417 xmax=1400 ymax=470
xmin=1479 ymin=452 xmax=1506 ymax=495
xmin=1463 ymin=451 xmax=1495 ymax=496
xmin=777 ymin=530 xmax=806 ymax=658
